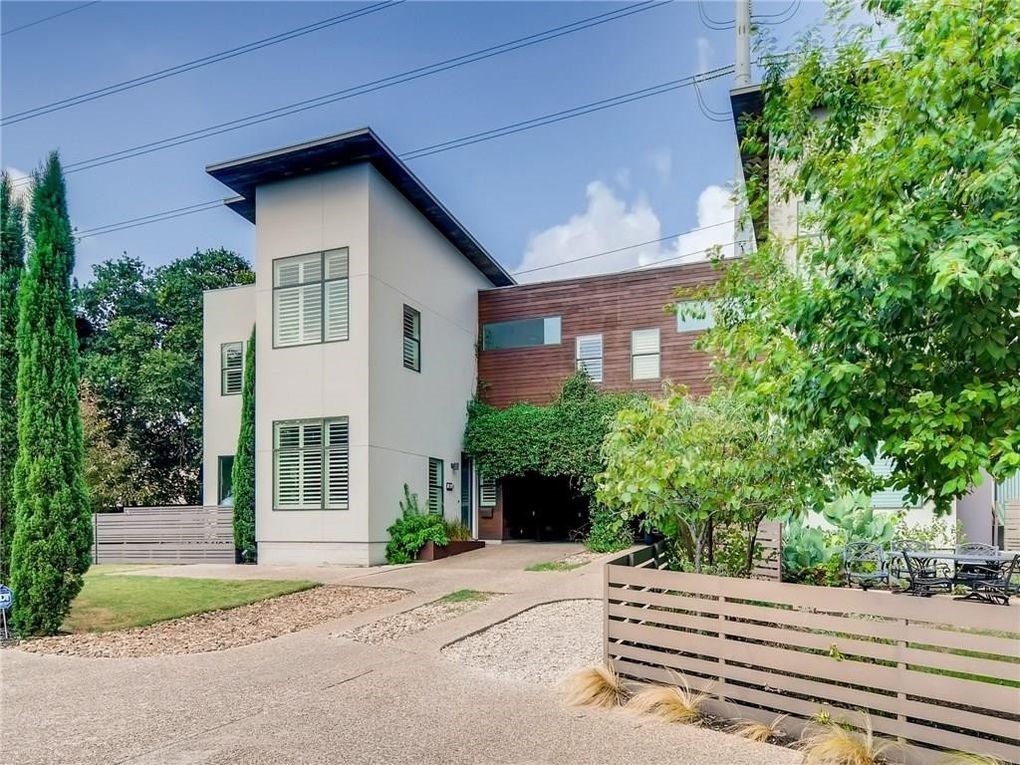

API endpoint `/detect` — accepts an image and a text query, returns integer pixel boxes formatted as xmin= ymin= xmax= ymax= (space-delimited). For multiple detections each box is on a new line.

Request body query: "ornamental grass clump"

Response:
xmin=729 ymin=715 xmax=788 ymax=743
xmin=627 ymin=676 xmax=709 ymax=724
xmin=799 ymin=715 xmax=898 ymax=765
xmin=562 ymin=664 xmax=631 ymax=708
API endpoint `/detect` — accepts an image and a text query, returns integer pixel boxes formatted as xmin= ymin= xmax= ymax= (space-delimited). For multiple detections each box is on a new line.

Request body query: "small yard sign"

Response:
xmin=0 ymin=584 xmax=12 ymax=639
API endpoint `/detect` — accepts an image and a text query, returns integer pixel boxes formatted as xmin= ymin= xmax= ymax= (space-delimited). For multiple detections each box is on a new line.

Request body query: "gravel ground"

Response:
xmin=556 ymin=550 xmax=606 ymax=566
xmin=14 ymin=585 xmax=407 ymax=658
xmin=336 ymin=593 xmax=499 ymax=644
xmin=442 ymin=599 xmax=602 ymax=683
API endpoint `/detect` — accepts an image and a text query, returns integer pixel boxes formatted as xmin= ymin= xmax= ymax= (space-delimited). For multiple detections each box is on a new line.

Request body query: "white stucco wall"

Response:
xmin=202 ymin=284 xmax=256 ymax=506
xmin=253 ymin=165 xmax=372 ymax=565
xmin=365 ymin=167 xmax=491 ymax=561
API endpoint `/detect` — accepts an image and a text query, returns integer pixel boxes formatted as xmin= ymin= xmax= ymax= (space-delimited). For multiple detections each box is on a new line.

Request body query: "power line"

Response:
xmin=13 ymin=0 xmax=670 ymax=185
xmin=2 ymin=1 xmax=98 ymax=36
xmin=2 ymin=1 xmax=403 ymax=126
xmin=72 ymin=66 xmax=735 ymax=240
xmin=696 ymin=0 xmax=801 ymax=30
xmin=513 ymin=219 xmax=737 ymax=276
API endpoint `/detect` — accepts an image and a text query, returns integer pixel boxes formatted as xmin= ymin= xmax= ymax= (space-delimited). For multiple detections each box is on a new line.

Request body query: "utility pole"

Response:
xmin=735 ymin=0 xmax=752 ymax=87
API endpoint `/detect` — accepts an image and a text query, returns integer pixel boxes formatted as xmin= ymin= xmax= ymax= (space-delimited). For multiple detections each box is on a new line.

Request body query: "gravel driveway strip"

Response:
xmin=442 ymin=599 xmax=602 ymax=684
xmin=15 ymin=585 xmax=408 ymax=658
xmin=336 ymin=592 xmax=500 ymax=644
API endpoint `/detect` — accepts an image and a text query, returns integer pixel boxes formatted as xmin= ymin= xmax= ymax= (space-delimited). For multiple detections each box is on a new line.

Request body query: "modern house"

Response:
xmin=202 ymin=128 xmax=721 ymax=565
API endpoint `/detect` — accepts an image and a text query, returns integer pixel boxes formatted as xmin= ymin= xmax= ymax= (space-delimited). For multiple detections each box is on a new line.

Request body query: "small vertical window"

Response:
xmin=631 ymin=328 xmax=660 ymax=380
xmin=221 ymin=342 xmax=243 ymax=395
xmin=217 ymin=455 xmax=234 ymax=504
xmin=479 ymin=475 xmax=497 ymax=507
xmin=428 ymin=458 xmax=444 ymax=515
xmin=575 ymin=334 xmax=603 ymax=383
xmin=403 ymin=305 xmax=421 ymax=372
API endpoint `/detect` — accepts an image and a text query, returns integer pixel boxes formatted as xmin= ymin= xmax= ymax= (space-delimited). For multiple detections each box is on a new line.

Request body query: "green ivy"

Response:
xmin=464 ymin=372 xmax=635 ymax=496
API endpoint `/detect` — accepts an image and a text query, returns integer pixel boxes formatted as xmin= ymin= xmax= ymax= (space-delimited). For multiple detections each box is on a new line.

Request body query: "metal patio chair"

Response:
xmin=843 ymin=542 xmax=889 ymax=590
xmin=898 ymin=550 xmax=953 ymax=596
xmin=954 ymin=543 xmax=1000 ymax=585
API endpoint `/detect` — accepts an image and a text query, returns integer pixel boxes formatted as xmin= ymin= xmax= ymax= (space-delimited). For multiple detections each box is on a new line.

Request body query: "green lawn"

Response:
xmin=63 ymin=566 xmax=318 ymax=633
xmin=525 ymin=561 xmax=585 ymax=572
xmin=436 ymin=589 xmax=493 ymax=604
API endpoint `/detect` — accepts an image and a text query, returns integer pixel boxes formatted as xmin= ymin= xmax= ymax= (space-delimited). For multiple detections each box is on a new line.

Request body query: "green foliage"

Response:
xmin=0 ymin=171 xmax=26 ymax=582
xmin=232 ymin=326 xmax=256 ymax=561
xmin=76 ymin=249 xmax=254 ymax=504
xmin=442 ymin=519 xmax=472 ymax=541
xmin=80 ymin=382 xmax=143 ymax=512
xmin=525 ymin=561 xmax=585 ymax=572
xmin=385 ymin=484 xmax=448 ymax=564
xmin=9 ymin=153 xmax=92 ymax=635
xmin=464 ymin=371 xmax=635 ymax=496
xmin=597 ymin=387 xmax=863 ymax=574
xmin=781 ymin=496 xmax=899 ymax=584
xmin=436 ymin=589 xmax=491 ymax=603
xmin=894 ymin=516 xmax=959 ymax=549
xmin=585 ymin=503 xmax=632 ymax=553
xmin=700 ymin=0 xmax=1020 ymax=513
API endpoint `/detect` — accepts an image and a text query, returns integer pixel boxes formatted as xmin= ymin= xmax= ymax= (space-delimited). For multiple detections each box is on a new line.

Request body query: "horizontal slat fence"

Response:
xmin=93 ymin=507 xmax=234 ymax=564
xmin=605 ymin=548 xmax=1020 ymax=765
xmin=751 ymin=521 xmax=781 ymax=580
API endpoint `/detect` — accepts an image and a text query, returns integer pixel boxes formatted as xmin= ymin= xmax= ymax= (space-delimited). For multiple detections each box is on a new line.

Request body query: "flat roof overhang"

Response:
xmin=206 ymin=128 xmax=514 ymax=287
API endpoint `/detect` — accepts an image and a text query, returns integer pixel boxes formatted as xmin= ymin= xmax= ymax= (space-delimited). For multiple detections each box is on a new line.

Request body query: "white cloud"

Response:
xmin=696 ymin=36 xmax=713 ymax=74
xmin=650 ymin=148 xmax=673 ymax=185
xmin=3 ymin=167 xmax=32 ymax=207
xmin=515 ymin=180 xmax=735 ymax=283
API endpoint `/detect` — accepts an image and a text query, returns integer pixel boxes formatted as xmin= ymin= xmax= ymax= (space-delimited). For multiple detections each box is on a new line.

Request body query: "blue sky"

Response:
xmin=1 ymin=1 xmax=830 ymax=283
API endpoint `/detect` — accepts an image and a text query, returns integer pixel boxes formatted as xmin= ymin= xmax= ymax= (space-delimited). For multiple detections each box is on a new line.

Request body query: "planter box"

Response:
xmin=417 ymin=540 xmax=485 ymax=561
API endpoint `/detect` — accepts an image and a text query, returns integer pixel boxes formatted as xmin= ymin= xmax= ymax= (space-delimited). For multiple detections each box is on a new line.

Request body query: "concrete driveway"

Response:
xmin=1 ymin=544 xmax=798 ymax=765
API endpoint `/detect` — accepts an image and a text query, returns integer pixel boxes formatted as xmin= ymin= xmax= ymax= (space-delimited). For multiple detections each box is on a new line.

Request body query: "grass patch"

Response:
xmin=525 ymin=561 xmax=585 ymax=572
xmin=437 ymin=589 xmax=492 ymax=604
xmin=63 ymin=569 xmax=318 ymax=633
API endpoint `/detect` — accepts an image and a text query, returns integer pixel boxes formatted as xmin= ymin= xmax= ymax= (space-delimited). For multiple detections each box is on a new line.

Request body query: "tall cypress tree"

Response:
xmin=1 ymin=172 xmax=26 ymax=582
xmin=231 ymin=325 xmax=256 ymax=562
xmin=10 ymin=153 xmax=92 ymax=635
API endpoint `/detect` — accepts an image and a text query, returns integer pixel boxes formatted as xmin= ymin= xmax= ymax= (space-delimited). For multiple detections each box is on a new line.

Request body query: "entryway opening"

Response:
xmin=501 ymin=473 xmax=588 ymax=541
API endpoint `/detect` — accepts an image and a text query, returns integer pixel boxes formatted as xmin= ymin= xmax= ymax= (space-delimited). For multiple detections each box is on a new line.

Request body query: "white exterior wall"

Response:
xmin=253 ymin=165 xmax=373 ymax=565
xmin=202 ymin=284 xmax=256 ymax=506
xmin=365 ymin=168 xmax=489 ymax=562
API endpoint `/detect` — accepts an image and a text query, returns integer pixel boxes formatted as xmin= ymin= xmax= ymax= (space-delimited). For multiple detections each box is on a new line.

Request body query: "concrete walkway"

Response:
xmin=1 ymin=544 xmax=798 ymax=765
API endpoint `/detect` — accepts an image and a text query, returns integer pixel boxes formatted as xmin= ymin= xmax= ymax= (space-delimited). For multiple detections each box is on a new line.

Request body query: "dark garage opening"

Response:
xmin=501 ymin=473 xmax=588 ymax=541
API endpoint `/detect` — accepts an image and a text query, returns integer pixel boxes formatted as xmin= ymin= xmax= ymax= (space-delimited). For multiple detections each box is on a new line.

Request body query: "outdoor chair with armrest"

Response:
xmin=954 ymin=543 xmax=1000 ymax=585
xmin=898 ymin=550 xmax=953 ymax=597
xmin=843 ymin=542 xmax=889 ymax=590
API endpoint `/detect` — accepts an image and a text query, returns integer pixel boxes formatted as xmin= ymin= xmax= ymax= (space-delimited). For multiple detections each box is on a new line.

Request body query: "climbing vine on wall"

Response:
xmin=463 ymin=372 xmax=637 ymax=496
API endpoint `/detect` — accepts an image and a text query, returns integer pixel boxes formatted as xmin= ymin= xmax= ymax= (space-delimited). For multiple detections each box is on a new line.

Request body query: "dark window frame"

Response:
xmin=271 ymin=249 xmax=350 ymax=349
xmin=402 ymin=304 xmax=421 ymax=372
xmin=272 ymin=416 xmax=350 ymax=511
xmin=427 ymin=457 xmax=444 ymax=515
xmin=220 ymin=341 xmax=244 ymax=396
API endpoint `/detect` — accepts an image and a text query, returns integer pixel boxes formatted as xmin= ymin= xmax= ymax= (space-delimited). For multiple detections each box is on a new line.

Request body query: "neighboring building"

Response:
xmin=202 ymin=128 xmax=720 ymax=563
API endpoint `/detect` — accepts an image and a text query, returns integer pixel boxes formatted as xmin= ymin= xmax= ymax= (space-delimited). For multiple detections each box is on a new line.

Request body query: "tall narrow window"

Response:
xmin=273 ymin=248 xmax=349 ymax=347
xmin=403 ymin=305 xmax=421 ymax=372
xmin=217 ymin=455 xmax=234 ymax=504
xmin=631 ymin=328 xmax=660 ymax=380
xmin=274 ymin=417 xmax=348 ymax=510
xmin=220 ymin=342 xmax=243 ymax=395
xmin=575 ymin=334 xmax=603 ymax=383
xmin=428 ymin=458 xmax=444 ymax=515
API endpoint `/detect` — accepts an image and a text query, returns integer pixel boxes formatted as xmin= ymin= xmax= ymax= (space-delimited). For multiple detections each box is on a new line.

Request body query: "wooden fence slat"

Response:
xmin=92 ymin=507 xmax=233 ymax=564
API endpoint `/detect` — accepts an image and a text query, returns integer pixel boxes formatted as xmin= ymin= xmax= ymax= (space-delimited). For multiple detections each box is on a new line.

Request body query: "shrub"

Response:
xmin=231 ymin=325 xmax=256 ymax=562
xmin=443 ymin=519 xmax=472 ymax=541
xmin=385 ymin=484 xmax=448 ymax=564
xmin=585 ymin=503 xmax=631 ymax=553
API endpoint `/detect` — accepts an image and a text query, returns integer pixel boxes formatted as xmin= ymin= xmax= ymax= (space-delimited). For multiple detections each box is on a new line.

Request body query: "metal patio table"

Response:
xmin=896 ymin=550 xmax=1020 ymax=605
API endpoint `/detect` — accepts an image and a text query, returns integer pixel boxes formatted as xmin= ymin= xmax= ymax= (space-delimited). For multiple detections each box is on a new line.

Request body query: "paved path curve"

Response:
xmin=1 ymin=544 xmax=798 ymax=765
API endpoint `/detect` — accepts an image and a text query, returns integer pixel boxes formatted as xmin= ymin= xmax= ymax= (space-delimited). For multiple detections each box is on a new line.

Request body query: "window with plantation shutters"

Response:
xmin=273 ymin=248 xmax=349 ymax=347
xmin=220 ymin=341 xmax=243 ymax=395
xmin=402 ymin=305 xmax=421 ymax=372
xmin=428 ymin=458 xmax=443 ymax=515
xmin=631 ymin=328 xmax=660 ymax=380
xmin=274 ymin=417 xmax=349 ymax=510
xmin=479 ymin=474 xmax=496 ymax=507
xmin=575 ymin=334 xmax=603 ymax=383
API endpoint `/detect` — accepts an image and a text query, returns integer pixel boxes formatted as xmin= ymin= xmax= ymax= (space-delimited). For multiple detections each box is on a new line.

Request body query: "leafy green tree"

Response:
xmin=76 ymin=249 xmax=253 ymax=504
xmin=80 ymin=381 xmax=143 ymax=513
xmin=231 ymin=326 xmax=256 ymax=561
xmin=1 ymin=171 xmax=26 ymax=581
xmin=10 ymin=153 xmax=92 ymax=635
xmin=697 ymin=0 xmax=1019 ymax=511
xmin=596 ymin=388 xmax=868 ymax=574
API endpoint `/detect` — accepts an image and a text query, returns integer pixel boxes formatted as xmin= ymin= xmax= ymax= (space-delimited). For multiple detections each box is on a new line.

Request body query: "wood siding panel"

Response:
xmin=478 ymin=262 xmax=721 ymax=408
